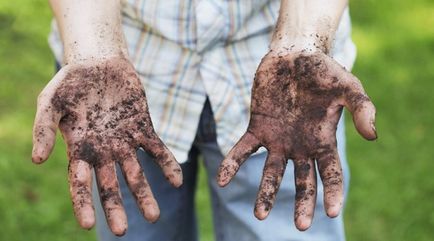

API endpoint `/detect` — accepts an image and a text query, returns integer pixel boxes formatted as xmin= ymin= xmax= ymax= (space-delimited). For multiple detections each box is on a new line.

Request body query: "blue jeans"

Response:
xmin=93 ymin=99 xmax=349 ymax=241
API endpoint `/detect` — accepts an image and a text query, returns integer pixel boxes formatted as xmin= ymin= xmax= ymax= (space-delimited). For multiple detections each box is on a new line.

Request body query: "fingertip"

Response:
xmin=325 ymin=202 xmax=342 ymax=218
xmin=323 ymin=184 xmax=344 ymax=218
xmin=81 ymin=221 xmax=95 ymax=231
xmin=110 ymin=211 xmax=128 ymax=236
xmin=170 ymin=172 xmax=183 ymax=188
xmin=295 ymin=217 xmax=312 ymax=231
xmin=78 ymin=210 xmax=96 ymax=230
xmin=254 ymin=205 xmax=270 ymax=220
xmin=216 ymin=132 xmax=260 ymax=187
xmin=354 ymin=117 xmax=377 ymax=141
xmin=353 ymin=103 xmax=377 ymax=141
xmin=145 ymin=206 xmax=160 ymax=223
xmin=31 ymin=156 xmax=45 ymax=164
xmin=112 ymin=226 xmax=128 ymax=237
xmin=31 ymin=148 xmax=48 ymax=164
xmin=254 ymin=210 xmax=268 ymax=221
xmin=173 ymin=180 xmax=183 ymax=188
xmin=216 ymin=170 xmax=231 ymax=187
xmin=150 ymin=148 xmax=185 ymax=188
xmin=32 ymin=132 xmax=56 ymax=164
xmin=163 ymin=163 xmax=183 ymax=188
xmin=216 ymin=160 xmax=238 ymax=187
xmin=216 ymin=177 xmax=229 ymax=188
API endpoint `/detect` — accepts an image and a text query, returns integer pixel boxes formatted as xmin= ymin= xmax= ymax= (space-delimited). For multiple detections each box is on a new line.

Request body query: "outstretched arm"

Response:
xmin=33 ymin=0 xmax=183 ymax=236
xmin=218 ymin=0 xmax=376 ymax=231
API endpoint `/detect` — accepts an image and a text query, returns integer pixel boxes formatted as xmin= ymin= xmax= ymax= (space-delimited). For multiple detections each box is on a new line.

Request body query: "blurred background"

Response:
xmin=0 ymin=0 xmax=433 ymax=240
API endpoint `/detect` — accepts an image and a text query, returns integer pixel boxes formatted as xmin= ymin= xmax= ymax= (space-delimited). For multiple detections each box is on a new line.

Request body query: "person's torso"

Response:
xmin=121 ymin=0 xmax=279 ymax=52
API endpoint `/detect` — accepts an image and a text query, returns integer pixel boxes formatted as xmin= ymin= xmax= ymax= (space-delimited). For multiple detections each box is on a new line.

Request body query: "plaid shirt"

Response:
xmin=49 ymin=0 xmax=356 ymax=163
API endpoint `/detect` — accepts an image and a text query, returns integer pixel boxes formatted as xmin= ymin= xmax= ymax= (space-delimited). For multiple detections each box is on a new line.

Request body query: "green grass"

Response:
xmin=345 ymin=1 xmax=434 ymax=240
xmin=0 ymin=0 xmax=433 ymax=240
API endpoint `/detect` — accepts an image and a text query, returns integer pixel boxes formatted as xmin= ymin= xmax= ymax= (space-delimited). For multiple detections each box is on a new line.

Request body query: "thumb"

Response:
xmin=340 ymin=73 xmax=377 ymax=140
xmin=32 ymin=70 xmax=66 ymax=164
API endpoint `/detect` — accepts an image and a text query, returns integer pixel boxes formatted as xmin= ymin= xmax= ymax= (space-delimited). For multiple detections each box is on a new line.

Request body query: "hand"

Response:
xmin=217 ymin=50 xmax=376 ymax=230
xmin=32 ymin=57 xmax=183 ymax=236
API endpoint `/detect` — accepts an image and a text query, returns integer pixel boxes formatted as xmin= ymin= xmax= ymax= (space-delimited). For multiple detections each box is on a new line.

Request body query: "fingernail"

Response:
xmin=370 ymin=120 xmax=378 ymax=139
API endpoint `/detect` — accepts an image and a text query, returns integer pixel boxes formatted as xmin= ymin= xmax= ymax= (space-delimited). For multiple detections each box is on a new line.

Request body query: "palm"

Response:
xmin=32 ymin=57 xmax=182 ymax=236
xmin=218 ymin=51 xmax=377 ymax=230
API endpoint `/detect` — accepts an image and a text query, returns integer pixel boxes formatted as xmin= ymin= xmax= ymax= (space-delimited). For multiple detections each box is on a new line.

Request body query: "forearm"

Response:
xmin=49 ymin=0 xmax=127 ymax=64
xmin=270 ymin=0 xmax=348 ymax=54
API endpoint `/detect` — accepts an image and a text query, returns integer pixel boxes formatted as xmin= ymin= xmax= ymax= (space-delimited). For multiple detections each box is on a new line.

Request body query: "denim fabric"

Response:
xmin=93 ymin=98 xmax=349 ymax=241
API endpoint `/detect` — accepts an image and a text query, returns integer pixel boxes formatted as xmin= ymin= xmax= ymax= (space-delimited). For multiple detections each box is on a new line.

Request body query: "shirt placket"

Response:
xmin=195 ymin=0 xmax=226 ymax=53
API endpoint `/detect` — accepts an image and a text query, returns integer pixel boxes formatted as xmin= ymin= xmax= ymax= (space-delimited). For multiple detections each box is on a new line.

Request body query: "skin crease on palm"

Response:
xmin=32 ymin=57 xmax=183 ymax=236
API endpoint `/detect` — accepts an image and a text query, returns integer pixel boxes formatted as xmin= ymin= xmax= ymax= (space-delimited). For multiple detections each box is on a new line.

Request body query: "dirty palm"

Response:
xmin=217 ymin=51 xmax=377 ymax=230
xmin=32 ymin=57 xmax=183 ymax=236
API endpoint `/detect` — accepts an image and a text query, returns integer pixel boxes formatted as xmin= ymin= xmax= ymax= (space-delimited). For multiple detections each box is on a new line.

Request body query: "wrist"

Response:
xmin=270 ymin=0 xmax=344 ymax=55
xmin=64 ymin=40 xmax=127 ymax=65
xmin=269 ymin=32 xmax=332 ymax=55
xmin=62 ymin=24 xmax=128 ymax=64
xmin=52 ymin=0 xmax=127 ymax=64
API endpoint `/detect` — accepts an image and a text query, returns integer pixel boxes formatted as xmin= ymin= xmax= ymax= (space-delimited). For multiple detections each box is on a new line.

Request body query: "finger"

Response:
xmin=141 ymin=135 xmax=182 ymax=187
xmin=217 ymin=132 xmax=261 ymax=187
xmin=254 ymin=152 xmax=287 ymax=220
xmin=119 ymin=153 xmax=160 ymax=223
xmin=293 ymin=158 xmax=317 ymax=231
xmin=32 ymin=94 xmax=62 ymax=164
xmin=346 ymin=93 xmax=377 ymax=140
xmin=32 ymin=69 xmax=68 ymax=164
xmin=95 ymin=162 xmax=127 ymax=236
xmin=68 ymin=159 xmax=95 ymax=229
xmin=340 ymin=73 xmax=377 ymax=140
xmin=316 ymin=147 xmax=343 ymax=218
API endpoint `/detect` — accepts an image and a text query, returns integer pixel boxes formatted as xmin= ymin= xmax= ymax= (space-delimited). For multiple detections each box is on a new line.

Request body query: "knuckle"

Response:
xmin=323 ymin=176 xmax=342 ymax=187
